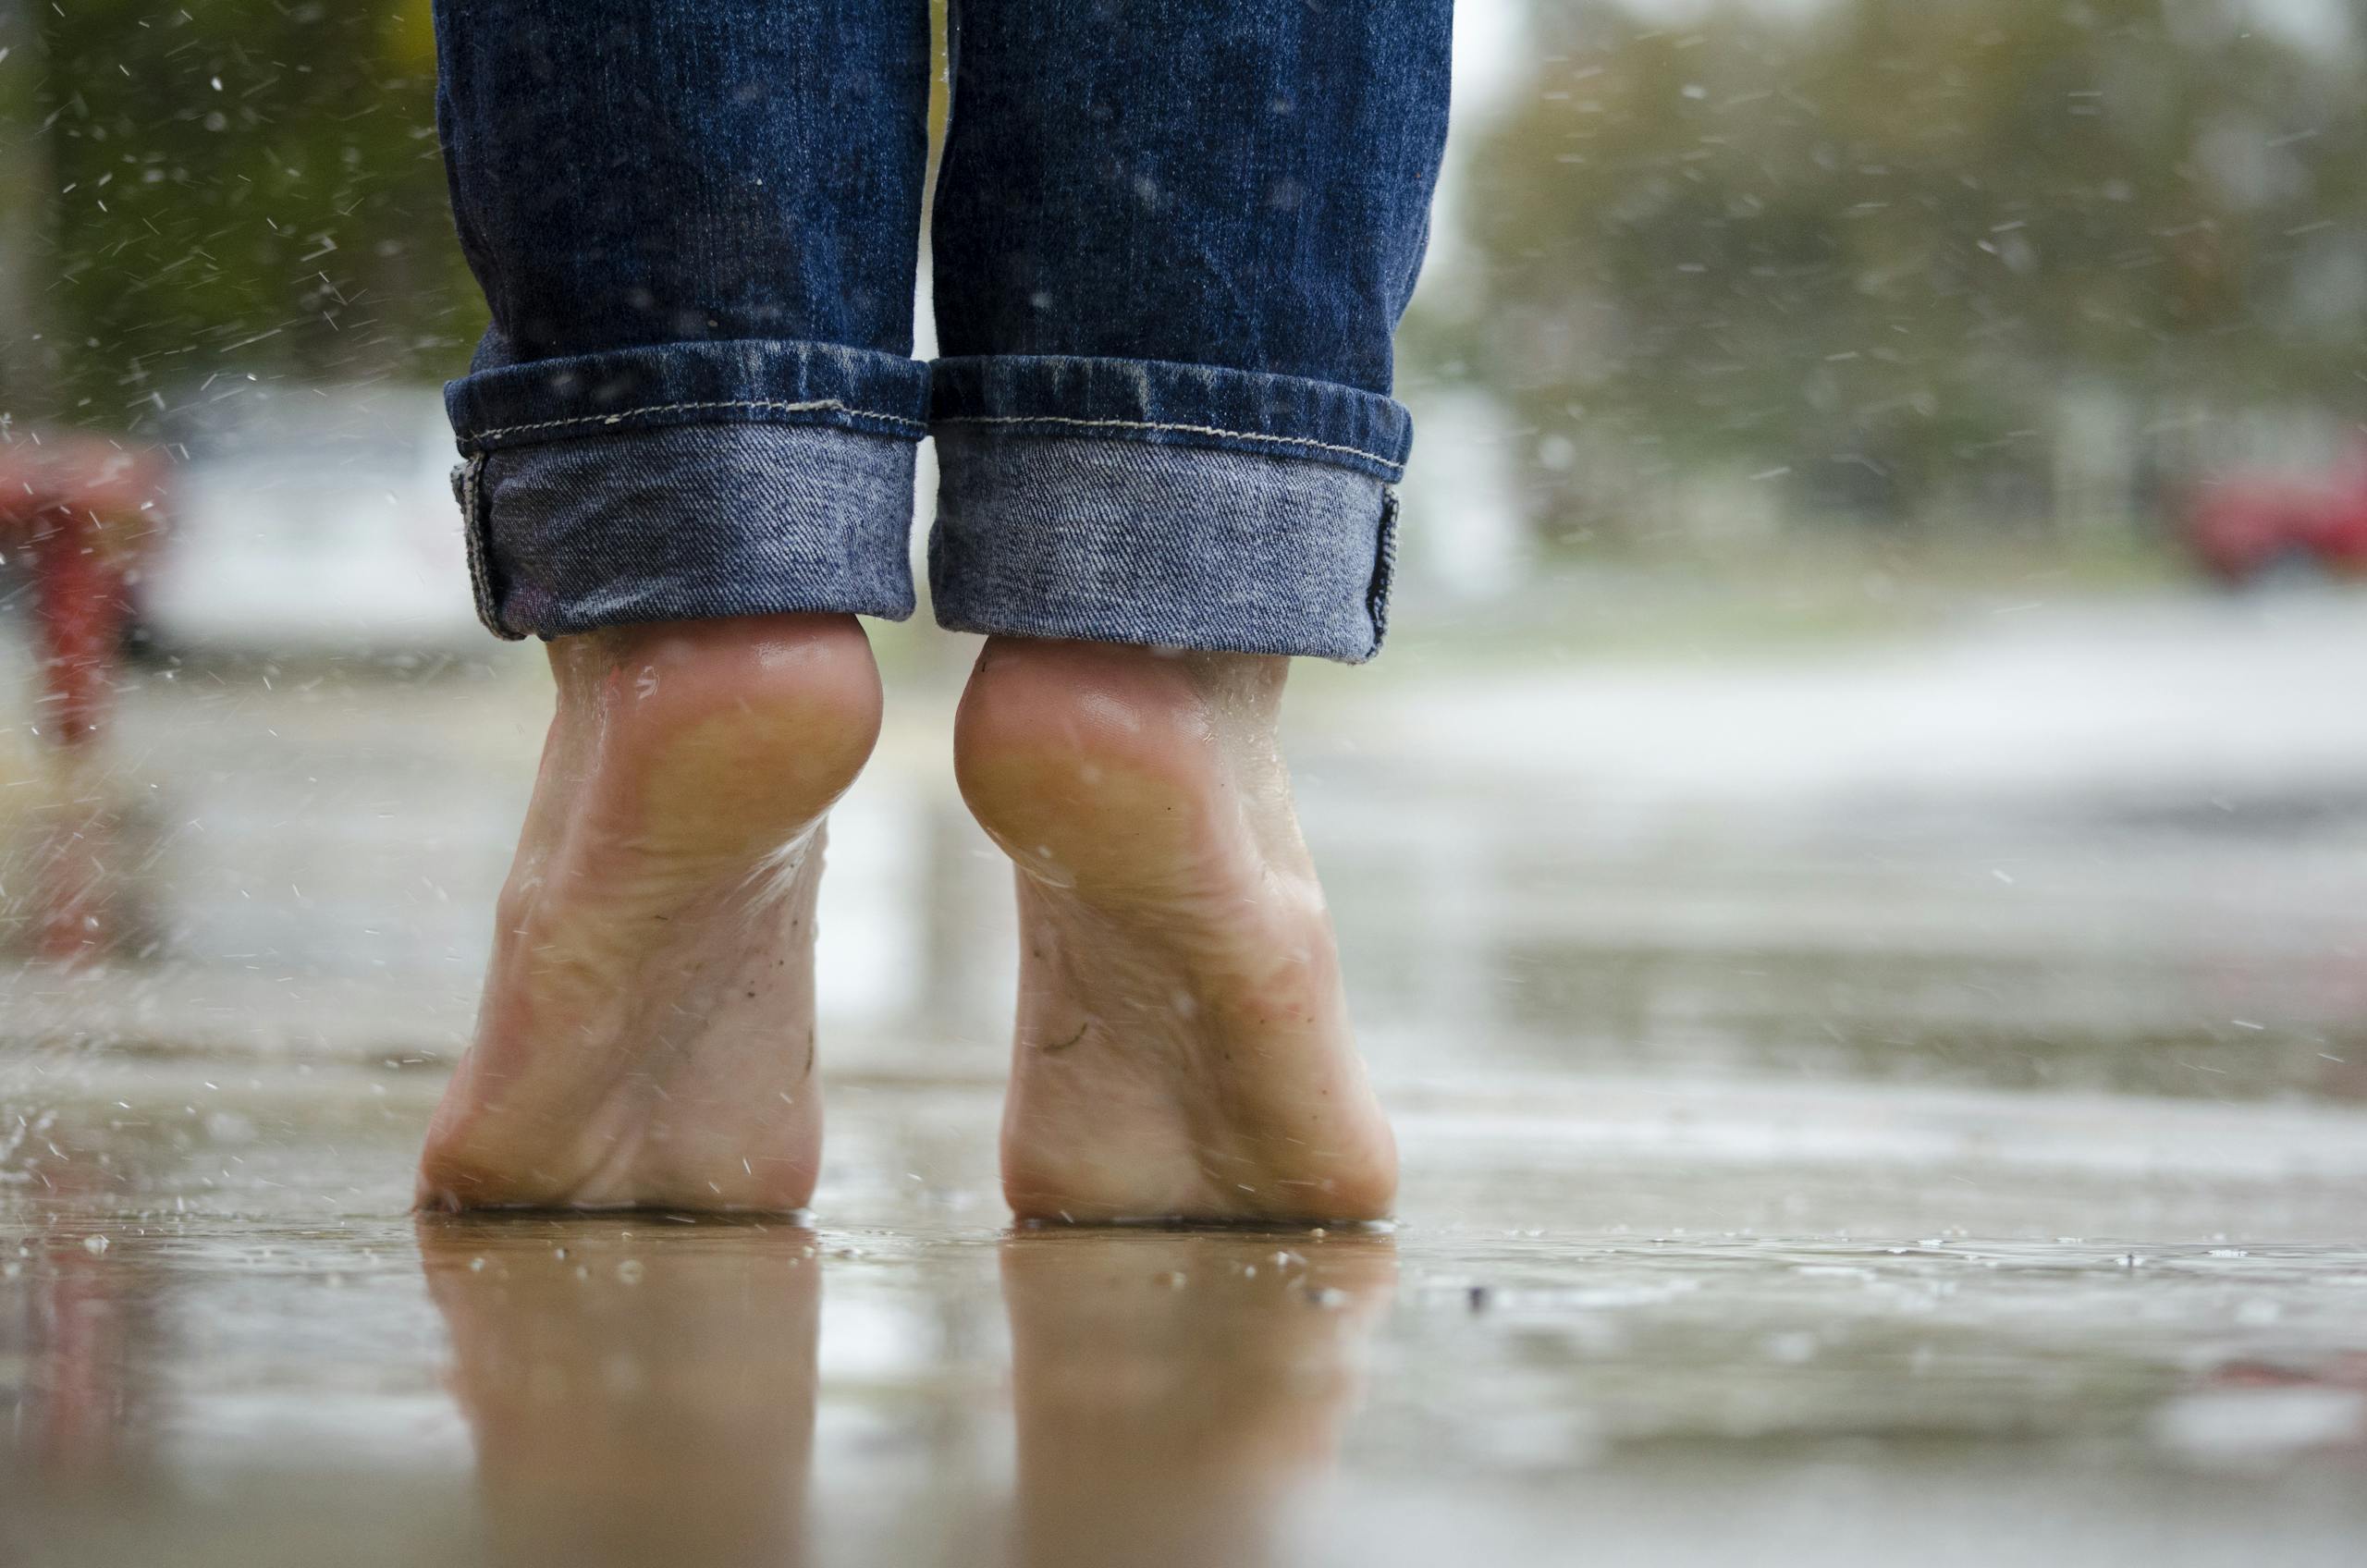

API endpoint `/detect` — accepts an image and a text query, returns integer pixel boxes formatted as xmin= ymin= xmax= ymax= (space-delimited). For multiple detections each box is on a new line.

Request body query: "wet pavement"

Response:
xmin=6 ymin=594 xmax=2365 ymax=1100
xmin=5 ymin=592 xmax=2367 ymax=1563
xmin=5 ymin=1061 xmax=2367 ymax=1567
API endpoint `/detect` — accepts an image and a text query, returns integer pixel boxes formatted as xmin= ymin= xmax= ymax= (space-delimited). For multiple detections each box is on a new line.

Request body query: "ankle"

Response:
xmin=546 ymin=612 xmax=882 ymax=808
xmin=951 ymin=639 xmax=1325 ymax=909
xmin=953 ymin=636 xmax=1288 ymax=784
xmin=550 ymin=610 xmax=879 ymax=716
xmin=952 ymin=638 xmax=1296 ymax=884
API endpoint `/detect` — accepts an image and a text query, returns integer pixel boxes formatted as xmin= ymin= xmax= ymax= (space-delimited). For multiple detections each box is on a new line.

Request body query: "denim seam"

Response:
xmin=930 ymin=412 xmax=1404 ymax=476
xmin=1366 ymin=488 xmax=1400 ymax=659
xmin=463 ymin=397 xmax=929 ymax=443
xmin=455 ymin=454 xmax=526 ymax=642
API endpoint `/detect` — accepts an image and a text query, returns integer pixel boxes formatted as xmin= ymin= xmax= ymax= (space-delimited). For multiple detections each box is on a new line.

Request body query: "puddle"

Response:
xmin=6 ymin=1067 xmax=2366 ymax=1568
xmin=6 ymin=605 xmax=2367 ymax=1563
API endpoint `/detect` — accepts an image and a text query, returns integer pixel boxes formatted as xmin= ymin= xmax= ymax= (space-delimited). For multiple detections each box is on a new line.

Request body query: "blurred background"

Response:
xmin=1 ymin=0 xmax=2362 ymax=1108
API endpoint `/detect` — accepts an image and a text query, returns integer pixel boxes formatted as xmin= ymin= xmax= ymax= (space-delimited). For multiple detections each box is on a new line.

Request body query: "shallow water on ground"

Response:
xmin=5 ymin=599 xmax=2367 ymax=1562
xmin=5 ymin=1062 xmax=2365 ymax=1568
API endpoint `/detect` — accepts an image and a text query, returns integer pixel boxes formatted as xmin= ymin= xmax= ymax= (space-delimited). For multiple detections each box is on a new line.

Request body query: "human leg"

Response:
xmin=929 ymin=0 xmax=1454 ymax=1220
xmin=418 ymin=0 xmax=932 ymax=1210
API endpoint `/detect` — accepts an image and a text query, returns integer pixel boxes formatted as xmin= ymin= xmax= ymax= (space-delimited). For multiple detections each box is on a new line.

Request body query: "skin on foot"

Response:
xmin=953 ymin=637 xmax=1397 ymax=1224
xmin=415 ymin=613 xmax=880 ymax=1213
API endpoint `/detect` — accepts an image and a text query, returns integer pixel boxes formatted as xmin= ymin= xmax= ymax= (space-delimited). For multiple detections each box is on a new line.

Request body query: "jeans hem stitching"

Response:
xmin=931 ymin=412 xmax=1404 ymax=473
xmin=463 ymin=398 xmax=927 ymax=443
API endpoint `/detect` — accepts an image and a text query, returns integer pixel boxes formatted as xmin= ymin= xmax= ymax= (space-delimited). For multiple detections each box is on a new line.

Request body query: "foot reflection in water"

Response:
xmin=421 ymin=1221 xmax=1392 ymax=1568
xmin=1002 ymin=1230 xmax=1397 ymax=1568
xmin=418 ymin=1217 xmax=820 ymax=1568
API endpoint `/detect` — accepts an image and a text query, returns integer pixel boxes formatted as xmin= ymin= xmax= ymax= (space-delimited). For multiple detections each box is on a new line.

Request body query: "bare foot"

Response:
xmin=416 ymin=614 xmax=879 ymax=1212
xmin=953 ymin=637 xmax=1396 ymax=1223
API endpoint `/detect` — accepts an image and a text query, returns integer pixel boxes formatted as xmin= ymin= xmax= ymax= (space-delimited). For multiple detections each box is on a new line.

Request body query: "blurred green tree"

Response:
xmin=1459 ymin=0 xmax=2367 ymax=536
xmin=5 ymin=0 xmax=480 ymax=430
xmin=0 ymin=1 xmax=43 ymax=400
xmin=2 ymin=0 xmax=963 ymax=436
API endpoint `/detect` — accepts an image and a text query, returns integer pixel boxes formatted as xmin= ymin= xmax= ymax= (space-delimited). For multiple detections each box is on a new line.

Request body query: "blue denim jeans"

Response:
xmin=435 ymin=0 xmax=1451 ymax=661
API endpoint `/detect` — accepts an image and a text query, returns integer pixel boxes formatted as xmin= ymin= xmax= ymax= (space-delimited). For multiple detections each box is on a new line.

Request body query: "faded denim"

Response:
xmin=435 ymin=0 xmax=1452 ymax=661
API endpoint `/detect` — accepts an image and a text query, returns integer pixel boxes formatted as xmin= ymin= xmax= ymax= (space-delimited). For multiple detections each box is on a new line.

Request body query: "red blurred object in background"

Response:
xmin=0 ymin=432 xmax=168 ymax=961
xmin=2187 ymin=451 xmax=2367 ymax=585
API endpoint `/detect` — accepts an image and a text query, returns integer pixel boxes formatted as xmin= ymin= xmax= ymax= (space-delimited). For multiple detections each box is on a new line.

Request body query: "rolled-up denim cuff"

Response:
xmin=926 ymin=356 xmax=1407 ymax=663
xmin=448 ymin=338 xmax=931 ymax=454
xmin=457 ymin=425 xmax=918 ymax=639
xmin=928 ymin=354 xmax=1409 ymax=482
xmin=444 ymin=339 xmax=929 ymax=639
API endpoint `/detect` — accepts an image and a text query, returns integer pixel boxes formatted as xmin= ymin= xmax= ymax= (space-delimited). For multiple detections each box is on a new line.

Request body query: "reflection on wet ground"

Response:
xmin=5 ymin=600 xmax=2367 ymax=1562
xmin=9 ymin=601 xmax=2367 ymax=1107
xmin=5 ymin=1066 xmax=2366 ymax=1567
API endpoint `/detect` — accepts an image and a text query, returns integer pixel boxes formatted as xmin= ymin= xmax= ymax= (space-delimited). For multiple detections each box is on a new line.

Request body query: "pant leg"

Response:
xmin=435 ymin=0 xmax=933 ymax=639
xmin=926 ymin=0 xmax=1453 ymax=662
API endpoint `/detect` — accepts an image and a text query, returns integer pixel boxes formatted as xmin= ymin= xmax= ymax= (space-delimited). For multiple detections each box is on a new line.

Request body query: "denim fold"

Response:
xmin=457 ymin=421 xmax=920 ymax=642
xmin=433 ymin=0 xmax=1450 ymax=658
xmin=447 ymin=338 xmax=929 ymax=640
xmin=929 ymin=355 xmax=1404 ymax=662
xmin=448 ymin=338 xmax=932 ymax=455
xmin=927 ymin=355 xmax=1411 ymax=484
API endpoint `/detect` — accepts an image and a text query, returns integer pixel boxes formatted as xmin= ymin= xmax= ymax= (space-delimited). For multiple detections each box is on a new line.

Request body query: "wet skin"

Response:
xmin=956 ymin=638 xmax=1396 ymax=1223
xmin=416 ymin=614 xmax=877 ymax=1212
xmin=419 ymin=619 xmax=1394 ymax=1223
